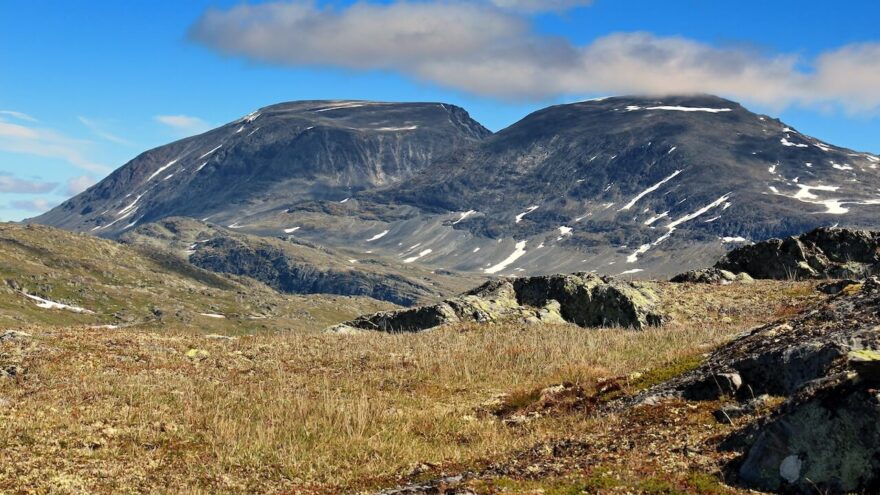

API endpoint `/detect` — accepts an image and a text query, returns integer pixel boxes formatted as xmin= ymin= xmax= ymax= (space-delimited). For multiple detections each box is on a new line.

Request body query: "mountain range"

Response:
xmin=32 ymin=95 xmax=880 ymax=294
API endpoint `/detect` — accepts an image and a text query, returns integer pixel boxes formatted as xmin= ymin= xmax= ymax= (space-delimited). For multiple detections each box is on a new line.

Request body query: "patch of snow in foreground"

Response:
xmin=284 ymin=227 xmax=300 ymax=234
xmin=619 ymin=170 xmax=682 ymax=211
xmin=626 ymin=105 xmax=732 ymax=113
xmin=627 ymin=193 xmax=732 ymax=263
xmin=620 ymin=269 xmax=644 ymax=275
xmin=453 ymin=210 xmax=477 ymax=225
xmin=781 ymin=136 xmax=808 ymax=148
xmin=198 ymin=145 xmax=222 ymax=160
xmin=515 ymin=206 xmax=539 ymax=223
xmin=643 ymin=212 xmax=669 ymax=225
xmin=147 ymin=159 xmax=178 ymax=181
xmin=403 ymin=249 xmax=433 ymax=264
xmin=375 ymin=126 xmax=419 ymax=131
xmin=485 ymin=241 xmax=527 ymax=275
xmin=721 ymin=237 xmax=748 ymax=243
xmin=199 ymin=313 xmax=226 ymax=319
xmin=118 ymin=192 xmax=145 ymax=216
xmin=23 ymin=293 xmax=94 ymax=314
xmin=365 ymin=230 xmax=389 ymax=242
xmin=558 ymin=226 xmax=573 ymax=236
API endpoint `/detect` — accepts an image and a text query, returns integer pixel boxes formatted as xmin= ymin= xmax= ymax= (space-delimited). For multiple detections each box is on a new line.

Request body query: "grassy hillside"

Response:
xmin=0 ymin=223 xmax=394 ymax=333
xmin=0 ymin=278 xmax=821 ymax=493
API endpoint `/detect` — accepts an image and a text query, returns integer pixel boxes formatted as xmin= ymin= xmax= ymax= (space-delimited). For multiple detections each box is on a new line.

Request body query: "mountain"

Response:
xmin=33 ymin=100 xmax=490 ymax=233
xmin=0 ymin=223 xmax=394 ymax=331
xmin=120 ymin=217 xmax=479 ymax=306
xmin=276 ymin=95 xmax=880 ymax=277
xmin=32 ymin=95 xmax=880 ymax=278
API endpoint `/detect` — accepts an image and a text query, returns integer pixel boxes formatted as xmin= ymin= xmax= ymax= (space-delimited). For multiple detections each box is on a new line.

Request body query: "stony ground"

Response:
xmin=0 ymin=280 xmax=822 ymax=494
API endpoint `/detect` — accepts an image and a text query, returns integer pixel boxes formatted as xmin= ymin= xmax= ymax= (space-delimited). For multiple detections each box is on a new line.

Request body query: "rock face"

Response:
xmin=714 ymin=227 xmax=880 ymax=280
xmin=32 ymin=100 xmax=490 ymax=235
xmin=631 ymin=277 xmax=880 ymax=493
xmin=328 ymin=273 xmax=662 ymax=333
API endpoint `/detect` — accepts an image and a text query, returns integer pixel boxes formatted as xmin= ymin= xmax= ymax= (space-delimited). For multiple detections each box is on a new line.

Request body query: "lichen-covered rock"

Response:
xmin=670 ymin=268 xmax=744 ymax=284
xmin=330 ymin=273 xmax=663 ymax=333
xmin=714 ymin=227 xmax=880 ymax=280
xmin=735 ymin=373 xmax=880 ymax=493
xmin=623 ymin=277 xmax=880 ymax=493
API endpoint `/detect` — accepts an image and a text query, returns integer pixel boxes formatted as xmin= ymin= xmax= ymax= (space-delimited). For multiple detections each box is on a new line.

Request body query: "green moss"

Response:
xmin=637 ymin=477 xmax=686 ymax=495
xmin=484 ymin=477 xmax=590 ymax=494
xmin=631 ymin=354 xmax=705 ymax=391
xmin=684 ymin=472 xmax=728 ymax=494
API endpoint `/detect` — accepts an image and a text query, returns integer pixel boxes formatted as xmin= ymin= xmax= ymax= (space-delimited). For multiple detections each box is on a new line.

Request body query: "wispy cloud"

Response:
xmin=0 ymin=174 xmax=58 ymax=194
xmin=0 ymin=110 xmax=38 ymax=122
xmin=154 ymin=114 xmax=211 ymax=136
xmin=65 ymin=175 xmax=96 ymax=196
xmin=78 ymin=116 xmax=133 ymax=145
xmin=0 ymin=115 xmax=111 ymax=173
xmin=189 ymin=0 xmax=880 ymax=113
xmin=8 ymin=198 xmax=57 ymax=213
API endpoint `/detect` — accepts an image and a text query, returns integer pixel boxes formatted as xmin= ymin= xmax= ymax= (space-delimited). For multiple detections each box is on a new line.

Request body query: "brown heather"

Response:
xmin=0 ymin=281 xmax=819 ymax=494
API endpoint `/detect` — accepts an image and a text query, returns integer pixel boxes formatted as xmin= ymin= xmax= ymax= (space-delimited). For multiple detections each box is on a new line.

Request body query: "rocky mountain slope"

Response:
xmin=32 ymin=95 xmax=880 ymax=279
xmin=120 ymin=217 xmax=478 ymax=306
xmin=0 ymin=223 xmax=393 ymax=331
xmin=33 ymin=100 xmax=489 ymax=234
xmin=298 ymin=95 xmax=880 ymax=277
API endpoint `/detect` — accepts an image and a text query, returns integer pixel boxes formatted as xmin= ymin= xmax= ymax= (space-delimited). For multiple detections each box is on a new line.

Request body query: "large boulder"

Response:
xmin=627 ymin=277 xmax=880 ymax=493
xmin=328 ymin=273 xmax=662 ymax=333
xmin=734 ymin=372 xmax=880 ymax=493
xmin=714 ymin=227 xmax=880 ymax=280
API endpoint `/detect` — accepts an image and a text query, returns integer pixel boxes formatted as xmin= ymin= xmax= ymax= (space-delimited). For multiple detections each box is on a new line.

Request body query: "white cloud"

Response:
xmin=488 ymin=0 xmax=593 ymax=13
xmin=0 ymin=174 xmax=57 ymax=194
xmin=154 ymin=115 xmax=211 ymax=136
xmin=189 ymin=1 xmax=880 ymax=113
xmin=0 ymin=110 xmax=38 ymax=122
xmin=78 ymin=116 xmax=132 ymax=145
xmin=65 ymin=175 xmax=96 ymax=195
xmin=0 ymin=116 xmax=111 ymax=173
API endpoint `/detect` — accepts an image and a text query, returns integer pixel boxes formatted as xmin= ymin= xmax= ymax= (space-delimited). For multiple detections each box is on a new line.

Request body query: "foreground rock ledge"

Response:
xmin=628 ymin=277 xmax=880 ymax=493
xmin=327 ymin=273 xmax=663 ymax=333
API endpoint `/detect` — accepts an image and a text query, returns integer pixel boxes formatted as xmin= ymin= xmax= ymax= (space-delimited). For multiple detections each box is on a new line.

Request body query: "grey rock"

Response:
xmin=0 ymin=330 xmax=31 ymax=342
xmin=735 ymin=374 xmax=880 ymax=493
xmin=817 ymin=279 xmax=860 ymax=295
xmin=713 ymin=395 xmax=771 ymax=423
xmin=715 ymin=227 xmax=880 ymax=280
xmin=334 ymin=273 xmax=663 ymax=333
xmin=670 ymin=268 xmax=746 ymax=284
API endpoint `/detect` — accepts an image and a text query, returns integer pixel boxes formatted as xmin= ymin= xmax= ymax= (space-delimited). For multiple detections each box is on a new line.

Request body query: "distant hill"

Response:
xmin=0 ymin=223 xmax=393 ymax=330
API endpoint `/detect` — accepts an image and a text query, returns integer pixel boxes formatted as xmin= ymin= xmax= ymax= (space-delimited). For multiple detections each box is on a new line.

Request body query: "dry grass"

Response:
xmin=0 ymin=281 xmax=820 ymax=494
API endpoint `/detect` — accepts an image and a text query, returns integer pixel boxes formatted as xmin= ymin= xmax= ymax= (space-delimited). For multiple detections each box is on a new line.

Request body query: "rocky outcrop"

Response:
xmin=670 ymin=267 xmax=753 ymax=284
xmin=629 ymin=277 xmax=880 ymax=493
xmin=327 ymin=273 xmax=662 ymax=333
xmin=714 ymin=227 xmax=880 ymax=280
xmin=734 ymin=371 xmax=880 ymax=493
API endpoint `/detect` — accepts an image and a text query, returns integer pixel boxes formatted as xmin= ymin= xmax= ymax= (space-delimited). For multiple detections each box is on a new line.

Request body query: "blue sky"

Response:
xmin=2 ymin=0 xmax=879 ymax=221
